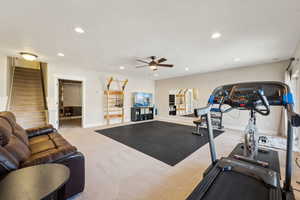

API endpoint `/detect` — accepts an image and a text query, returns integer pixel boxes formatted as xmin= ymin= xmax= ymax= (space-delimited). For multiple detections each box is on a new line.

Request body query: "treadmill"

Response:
xmin=187 ymin=81 xmax=300 ymax=200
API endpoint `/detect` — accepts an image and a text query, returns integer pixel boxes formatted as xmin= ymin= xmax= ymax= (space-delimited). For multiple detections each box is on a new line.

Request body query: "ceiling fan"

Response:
xmin=136 ymin=56 xmax=174 ymax=71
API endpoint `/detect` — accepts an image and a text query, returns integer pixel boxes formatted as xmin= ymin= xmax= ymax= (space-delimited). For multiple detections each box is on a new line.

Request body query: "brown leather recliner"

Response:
xmin=0 ymin=111 xmax=85 ymax=199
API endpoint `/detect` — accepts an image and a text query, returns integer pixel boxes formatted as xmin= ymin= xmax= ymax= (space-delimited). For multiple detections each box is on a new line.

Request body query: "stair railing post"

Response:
xmin=39 ymin=63 xmax=48 ymax=124
xmin=6 ymin=57 xmax=16 ymax=111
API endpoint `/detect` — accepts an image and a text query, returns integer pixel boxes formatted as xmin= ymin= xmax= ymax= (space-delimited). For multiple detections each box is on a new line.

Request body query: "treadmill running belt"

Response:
xmin=202 ymin=171 xmax=269 ymax=200
xmin=229 ymin=143 xmax=280 ymax=175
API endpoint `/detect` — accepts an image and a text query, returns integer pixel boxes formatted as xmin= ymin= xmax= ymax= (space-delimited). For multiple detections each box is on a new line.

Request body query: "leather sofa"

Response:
xmin=0 ymin=111 xmax=85 ymax=199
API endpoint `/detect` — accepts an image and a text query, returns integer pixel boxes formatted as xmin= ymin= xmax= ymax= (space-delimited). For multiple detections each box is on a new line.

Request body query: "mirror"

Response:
xmin=169 ymin=88 xmax=200 ymax=117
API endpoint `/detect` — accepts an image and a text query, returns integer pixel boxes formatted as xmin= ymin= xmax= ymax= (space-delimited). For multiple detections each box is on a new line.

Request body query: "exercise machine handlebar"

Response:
xmin=194 ymin=105 xmax=217 ymax=163
xmin=253 ymin=89 xmax=270 ymax=116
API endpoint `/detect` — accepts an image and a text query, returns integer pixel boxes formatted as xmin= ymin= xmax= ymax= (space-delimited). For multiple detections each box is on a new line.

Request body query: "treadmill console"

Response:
xmin=210 ymin=81 xmax=293 ymax=112
xmin=227 ymin=87 xmax=263 ymax=110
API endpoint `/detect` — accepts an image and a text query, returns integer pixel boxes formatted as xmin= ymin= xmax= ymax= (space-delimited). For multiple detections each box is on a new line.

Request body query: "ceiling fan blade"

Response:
xmin=157 ymin=64 xmax=173 ymax=67
xmin=136 ymin=65 xmax=149 ymax=68
xmin=157 ymin=58 xmax=167 ymax=63
xmin=148 ymin=56 xmax=156 ymax=60
xmin=136 ymin=59 xmax=149 ymax=64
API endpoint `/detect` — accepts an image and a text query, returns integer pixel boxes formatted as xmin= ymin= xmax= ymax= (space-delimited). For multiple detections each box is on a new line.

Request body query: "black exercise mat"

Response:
xmin=95 ymin=121 xmax=224 ymax=166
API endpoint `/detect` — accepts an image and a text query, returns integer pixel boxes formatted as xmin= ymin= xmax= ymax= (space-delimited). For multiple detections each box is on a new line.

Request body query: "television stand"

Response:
xmin=131 ymin=107 xmax=154 ymax=122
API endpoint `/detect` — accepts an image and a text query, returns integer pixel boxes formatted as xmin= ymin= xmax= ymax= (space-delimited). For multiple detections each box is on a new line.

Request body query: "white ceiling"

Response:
xmin=1 ymin=0 xmax=300 ymax=80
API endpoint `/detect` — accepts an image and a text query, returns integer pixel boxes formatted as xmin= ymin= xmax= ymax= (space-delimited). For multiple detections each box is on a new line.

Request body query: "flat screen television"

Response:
xmin=133 ymin=92 xmax=153 ymax=107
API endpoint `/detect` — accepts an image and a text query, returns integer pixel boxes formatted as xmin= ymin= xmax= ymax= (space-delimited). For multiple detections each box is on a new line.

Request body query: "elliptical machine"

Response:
xmin=187 ymin=82 xmax=300 ymax=200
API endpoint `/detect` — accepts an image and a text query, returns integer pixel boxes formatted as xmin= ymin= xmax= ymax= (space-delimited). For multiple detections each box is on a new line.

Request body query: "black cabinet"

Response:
xmin=169 ymin=94 xmax=175 ymax=105
xmin=169 ymin=105 xmax=176 ymax=115
xmin=169 ymin=95 xmax=176 ymax=115
xmin=131 ymin=107 xmax=154 ymax=122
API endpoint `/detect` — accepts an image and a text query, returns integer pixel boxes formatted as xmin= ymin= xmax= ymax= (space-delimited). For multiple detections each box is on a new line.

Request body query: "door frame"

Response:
xmin=54 ymin=75 xmax=86 ymax=128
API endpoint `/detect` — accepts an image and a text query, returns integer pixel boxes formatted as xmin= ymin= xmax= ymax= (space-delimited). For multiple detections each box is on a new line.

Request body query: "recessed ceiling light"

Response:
xmin=120 ymin=66 xmax=125 ymax=70
xmin=74 ymin=27 xmax=85 ymax=34
xmin=20 ymin=52 xmax=38 ymax=61
xmin=57 ymin=53 xmax=64 ymax=57
xmin=154 ymin=73 xmax=159 ymax=77
xmin=234 ymin=58 xmax=241 ymax=62
xmin=211 ymin=32 xmax=222 ymax=39
xmin=185 ymin=67 xmax=189 ymax=71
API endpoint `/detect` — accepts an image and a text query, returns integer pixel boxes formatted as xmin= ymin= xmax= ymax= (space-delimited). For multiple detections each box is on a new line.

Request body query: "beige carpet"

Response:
xmin=60 ymin=120 xmax=300 ymax=200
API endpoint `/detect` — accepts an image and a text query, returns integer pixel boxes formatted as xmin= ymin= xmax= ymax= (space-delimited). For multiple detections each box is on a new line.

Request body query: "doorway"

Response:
xmin=58 ymin=79 xmax=83 ymax=128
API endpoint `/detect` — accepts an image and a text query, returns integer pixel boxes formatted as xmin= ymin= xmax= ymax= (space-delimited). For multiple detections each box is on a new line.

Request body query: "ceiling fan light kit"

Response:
xmin=150 ymin=64 xmax=158 ymax=71
xmin=136 ymin=56 xmax=174 ymax=71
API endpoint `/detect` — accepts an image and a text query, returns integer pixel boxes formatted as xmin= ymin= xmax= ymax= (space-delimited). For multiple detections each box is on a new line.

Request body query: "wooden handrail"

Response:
xmin=6 ymin=58 xmax=15 ymax=110
xmin=39 ymin=63 xmax=48 ymax=123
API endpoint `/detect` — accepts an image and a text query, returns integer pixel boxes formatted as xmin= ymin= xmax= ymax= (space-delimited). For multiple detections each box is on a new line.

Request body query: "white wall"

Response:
xmin=0 ymin=54 xmax=8 ymax=111
xmin=291 ymin=42 xmax=300 ymax=146
xmin=47 ymin=63 xmax=155 ymax=128
xmin=155 ymin=61 xmax=288 ymax=135
xmin=292 ymin=42 xmax=300 ymax=113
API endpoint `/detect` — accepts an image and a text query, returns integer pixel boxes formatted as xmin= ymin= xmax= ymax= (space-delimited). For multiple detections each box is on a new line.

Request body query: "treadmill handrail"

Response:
xmin=194 ymin=105 xmax=217 ymax=163
xmin=286 ymin=104 xmax=300 ymax=127
xmin=194 ymin=105 xmax=211 ymax=118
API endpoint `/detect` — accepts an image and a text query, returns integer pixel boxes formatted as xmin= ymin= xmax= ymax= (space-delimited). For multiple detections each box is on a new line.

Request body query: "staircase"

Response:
xmin=9 ymin=67 xmax=47 ymax=129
